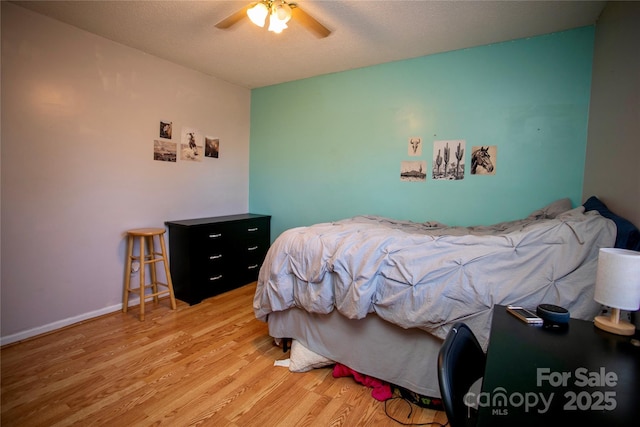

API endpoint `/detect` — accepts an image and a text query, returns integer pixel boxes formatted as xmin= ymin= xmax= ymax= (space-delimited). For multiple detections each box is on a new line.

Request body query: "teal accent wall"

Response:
xmin=250 ymin=27 xmax=595 ymax=240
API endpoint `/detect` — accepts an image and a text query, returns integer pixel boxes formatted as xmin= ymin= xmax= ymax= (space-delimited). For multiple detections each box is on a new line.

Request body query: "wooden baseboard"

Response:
xmin=0 ymin=295 xmax=171 ymax=347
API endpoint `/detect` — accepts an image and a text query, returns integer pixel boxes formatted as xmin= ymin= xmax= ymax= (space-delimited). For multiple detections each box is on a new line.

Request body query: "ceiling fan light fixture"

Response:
xmin=268 ymin=16 xmax=288 ymax=34
xmin=247 ymin=2 xmax=269 ymax=27
xmin=273 ymin=1 xmax=292 ymax=24
xmin=217 ymin=0 xmax=330 ymax=38
xmin=267 ymin=0 xmax=291 ymax=34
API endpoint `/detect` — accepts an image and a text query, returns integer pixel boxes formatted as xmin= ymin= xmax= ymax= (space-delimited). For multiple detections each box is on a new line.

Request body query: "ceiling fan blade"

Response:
xmin=291 ymin=5 xmax=331 ymax=38
xmin=215 ymin=4 xmax=251 ymax=29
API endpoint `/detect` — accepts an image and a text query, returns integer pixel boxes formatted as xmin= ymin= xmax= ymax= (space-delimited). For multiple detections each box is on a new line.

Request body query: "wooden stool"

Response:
xmin=123 ymin=228 xmax=177 ymax=320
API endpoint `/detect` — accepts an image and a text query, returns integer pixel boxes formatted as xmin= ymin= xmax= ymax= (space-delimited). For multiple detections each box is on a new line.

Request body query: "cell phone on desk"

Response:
xmin=507 ymin=306 xmax=543 ymax=325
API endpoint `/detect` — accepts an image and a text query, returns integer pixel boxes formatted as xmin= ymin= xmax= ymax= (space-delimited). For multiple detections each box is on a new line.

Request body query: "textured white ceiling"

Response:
xmin=12 ymin=0 xmax=606 ymax=89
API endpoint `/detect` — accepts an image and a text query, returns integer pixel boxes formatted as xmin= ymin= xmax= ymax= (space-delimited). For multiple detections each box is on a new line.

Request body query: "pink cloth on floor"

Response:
xmin=332 ymin=363 xmax=393 ymax=401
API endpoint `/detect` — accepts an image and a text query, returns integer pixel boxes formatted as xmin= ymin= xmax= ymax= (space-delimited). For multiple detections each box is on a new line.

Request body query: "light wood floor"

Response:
xmin=1 ymin=282 xmax=447 ymax=426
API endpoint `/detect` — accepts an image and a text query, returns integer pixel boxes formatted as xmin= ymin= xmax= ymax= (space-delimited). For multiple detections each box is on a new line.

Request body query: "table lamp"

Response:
xmin=594 ymin=248 xmax=640 ymax=336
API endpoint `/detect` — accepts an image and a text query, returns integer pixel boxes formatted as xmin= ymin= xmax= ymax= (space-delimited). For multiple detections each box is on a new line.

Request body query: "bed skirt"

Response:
xmin=267 ymin=308 xmax=444 ymax=398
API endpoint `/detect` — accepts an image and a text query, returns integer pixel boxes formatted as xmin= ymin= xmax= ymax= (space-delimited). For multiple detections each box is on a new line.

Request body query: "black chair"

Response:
xmin=437 ymin=322 xmax=486 ymax=427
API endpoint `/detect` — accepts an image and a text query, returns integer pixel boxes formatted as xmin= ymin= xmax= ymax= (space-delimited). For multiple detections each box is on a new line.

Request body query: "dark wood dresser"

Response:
xmin=165 ymin=213 xmax=271 ymax=305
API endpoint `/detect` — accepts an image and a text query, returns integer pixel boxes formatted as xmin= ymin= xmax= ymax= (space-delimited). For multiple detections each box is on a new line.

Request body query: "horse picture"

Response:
xmin=180 ymin=127 xmax=203 ymax=162
xmin=471 ymin=146 xmax=496 ymax=175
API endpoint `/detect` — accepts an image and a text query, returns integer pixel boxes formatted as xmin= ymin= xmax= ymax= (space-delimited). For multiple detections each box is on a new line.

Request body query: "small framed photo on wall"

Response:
xmin=153 ymin=139 xmax=177 ymax=162
xmin=159 ymin=120 xmax=172 ymax=139
xmin=205 ymin=137 xmax=220 ymax=158
xmin=432 ymin=140 xmax=465 ymax=180
xmin=180 ymin=127 xmax=203 ymax=162
xmin=470 ymin=146 xmax=497 ymax=175
xmin=408 ymin=137 xmax=422 ymax=156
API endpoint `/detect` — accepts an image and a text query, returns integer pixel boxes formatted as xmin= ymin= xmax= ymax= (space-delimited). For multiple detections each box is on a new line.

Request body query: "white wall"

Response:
xmin=583 ymin=1 xmax=640 ymax=227
xmin=1 ymin=3 xmax=251 ymax=343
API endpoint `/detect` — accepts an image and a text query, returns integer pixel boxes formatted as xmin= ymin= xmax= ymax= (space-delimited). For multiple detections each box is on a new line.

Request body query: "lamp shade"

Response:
xmin=247 ymin=2 xmax=269 ymax=27
xmin=273 ymin=1 xmax=292 ymax=23
xmin=594 ymin=248 xmax=640 ymax=311
xmin=268 ymin=13 xmax=288 ymax=33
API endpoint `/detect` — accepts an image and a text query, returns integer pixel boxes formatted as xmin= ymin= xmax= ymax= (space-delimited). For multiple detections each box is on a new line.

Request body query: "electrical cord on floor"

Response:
xmin=384 ymin=396 xmax=449 ymax=426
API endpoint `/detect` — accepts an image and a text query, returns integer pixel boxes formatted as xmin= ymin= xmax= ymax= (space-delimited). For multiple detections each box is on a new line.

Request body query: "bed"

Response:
xmin=253 ymin=199 xmax=617 ymax=398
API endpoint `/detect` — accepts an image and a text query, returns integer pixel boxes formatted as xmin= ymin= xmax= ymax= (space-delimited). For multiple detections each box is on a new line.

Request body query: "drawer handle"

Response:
xmin=247 ymin=246 xmax=258 ymax=251
xmin=209 ymin=254 xmax=222 ymax=260
xmin=209 ymin=233 xmax=222 ymax=238
xmin=248 ymin=264 xmax=259 ymax=270
xmin=247 ymin=227 xmax=258 ymax=232
xmin=209 ymin=275 xmax=223 ymax=281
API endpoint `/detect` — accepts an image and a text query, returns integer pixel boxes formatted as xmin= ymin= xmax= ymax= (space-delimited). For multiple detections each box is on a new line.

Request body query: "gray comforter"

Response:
xmin=253 ymin=204 xmax=616 ymax=348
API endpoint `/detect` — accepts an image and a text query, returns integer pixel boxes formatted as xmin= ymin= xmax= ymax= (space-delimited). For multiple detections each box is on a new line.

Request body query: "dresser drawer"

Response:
xmin=229 ymin=217 xmax=270 ymax=241
xmin=201 ymin=269 xmax=228 ymax=292
xmin=234 ymin=237 xmax=269 ymax=284
xmin=192 ymin=224 xmax=231 ymax=249
xmin=235 ymin=239 xmax=269 ymax=265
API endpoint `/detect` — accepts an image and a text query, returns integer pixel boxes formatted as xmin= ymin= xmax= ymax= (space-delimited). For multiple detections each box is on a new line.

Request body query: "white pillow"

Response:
xmin=288 ymin=340 xmax=334 ymax=373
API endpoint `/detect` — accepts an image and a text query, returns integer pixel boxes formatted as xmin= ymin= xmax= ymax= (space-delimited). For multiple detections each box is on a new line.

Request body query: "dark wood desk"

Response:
xmin=476 ymin=305 xmax=640 ymax=426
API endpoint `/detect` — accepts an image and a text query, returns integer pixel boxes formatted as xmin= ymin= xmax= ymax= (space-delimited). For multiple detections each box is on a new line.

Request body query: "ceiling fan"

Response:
xmin=215 ymin=0 xmax=331 ymax=38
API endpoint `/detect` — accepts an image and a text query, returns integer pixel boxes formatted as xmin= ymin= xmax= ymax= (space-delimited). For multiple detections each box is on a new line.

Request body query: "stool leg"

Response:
xmin=139 ymin=235 xmax=145 ymax=321
xmin=123 ymin=235 xmax=134 ymax=313
xmin=159 ymin=232 xmax=177 ymax=310
xmin=147 ymin=235 xmax=159 ymax=304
